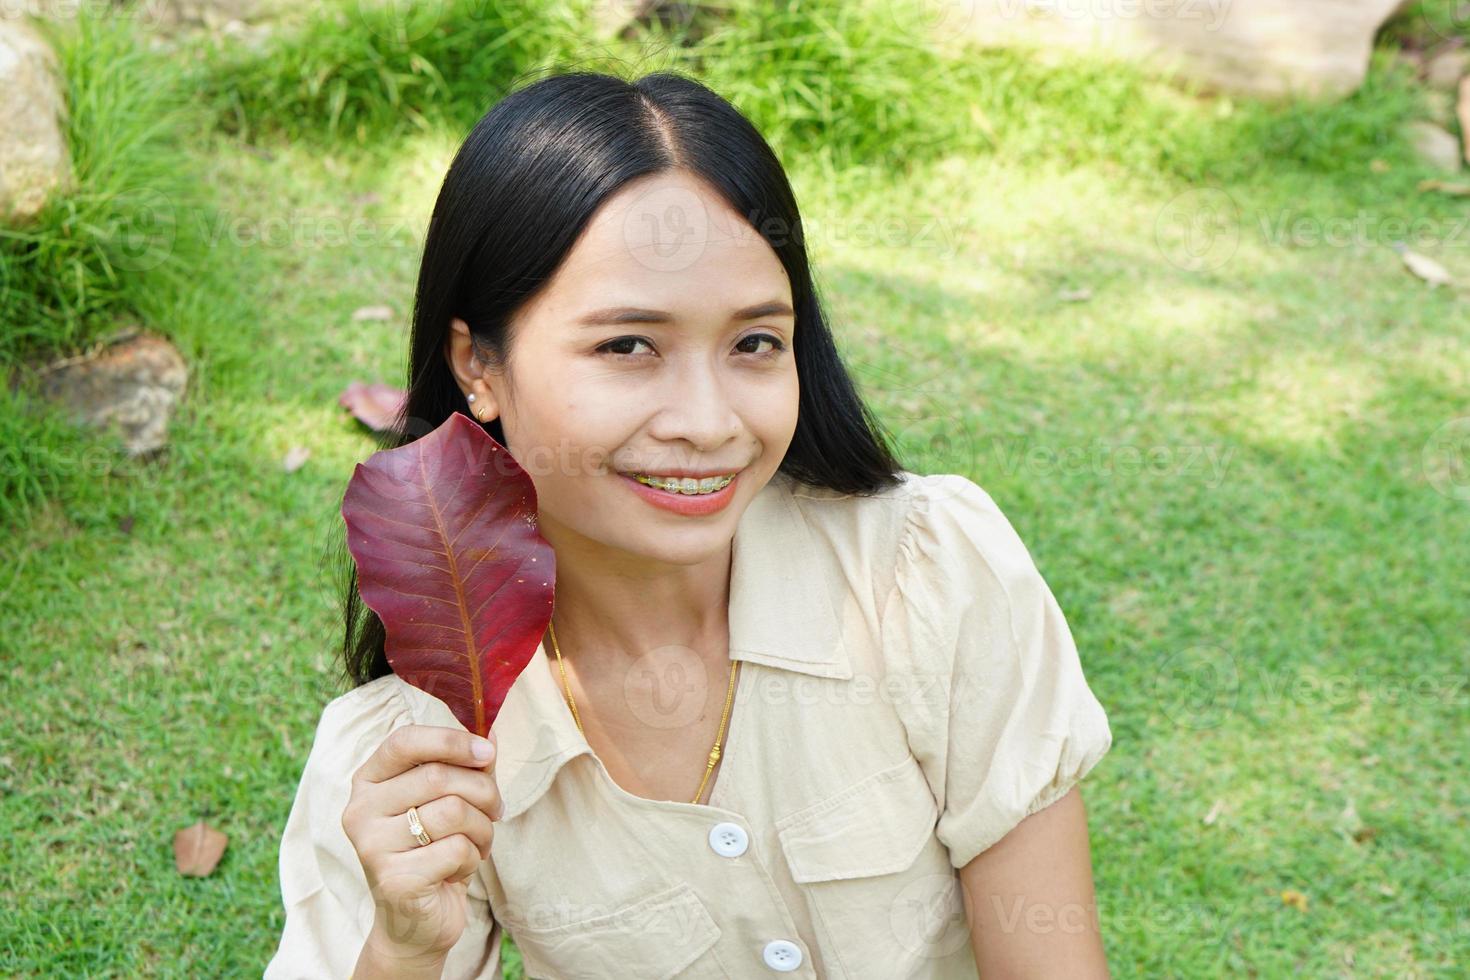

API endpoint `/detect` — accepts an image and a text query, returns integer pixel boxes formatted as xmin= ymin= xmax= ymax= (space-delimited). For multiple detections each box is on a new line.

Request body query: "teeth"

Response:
xmin=631 ymin=473 xmax=734 ymax=494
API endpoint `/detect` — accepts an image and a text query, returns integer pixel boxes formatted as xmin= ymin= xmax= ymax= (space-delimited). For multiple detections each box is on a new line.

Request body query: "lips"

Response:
xmin=618 ymin=470 xmax=740 ymax=515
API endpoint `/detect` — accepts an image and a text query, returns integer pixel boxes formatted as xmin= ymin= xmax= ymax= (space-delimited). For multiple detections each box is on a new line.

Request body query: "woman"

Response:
xmin=267 ymin=69 xmax=1114 ymax=979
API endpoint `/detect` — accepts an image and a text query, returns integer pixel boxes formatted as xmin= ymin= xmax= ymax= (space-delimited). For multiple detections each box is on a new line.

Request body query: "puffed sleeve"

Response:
xmin=880 ymin=473 xmax=1114 ymax=871
xmin=264 ymin=676 xmax=504 ymax=979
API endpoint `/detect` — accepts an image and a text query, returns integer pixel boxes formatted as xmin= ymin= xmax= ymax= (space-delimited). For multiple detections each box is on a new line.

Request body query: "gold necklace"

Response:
xmin=548 ymin=618 xmax=740 ymax=806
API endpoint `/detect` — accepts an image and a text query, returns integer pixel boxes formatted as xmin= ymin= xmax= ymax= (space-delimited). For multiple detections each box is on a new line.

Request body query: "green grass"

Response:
xmin=0 ymin=11 xmax=234 ymax=528
xmin=198 ymin=0 xmax=592 ymax=147
xmin=0 ymin=12 xmax=212 ymax=364
xmin=2 ymin=0 xmax=1467 ymax=975
xmin=193 ymin=0 xmax=1447 ymax=181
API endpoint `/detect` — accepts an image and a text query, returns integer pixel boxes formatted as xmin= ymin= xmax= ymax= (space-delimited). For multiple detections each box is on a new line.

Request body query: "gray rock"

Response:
xmin=11 ymin=0 xmax=265 ymax=29
xmin=593 ymin=0 xmax=714 ymax=43
xmin=1460 ymin=77 xmax=1470 ymax=169
xmin=1423 ymin=46 xmax=1468 ymax=91
xmin=161 ymin=0 xmax=265 ymax=30
xmin=0 ymin=17 xmax=73 ymax=226
xmin=1404 ymin=120 xmax=1463 ymax=172
xmin=943 ymin=0 xmax=1412 ymax=100
xmin=30 ymin=328 xmax=189 ymax=456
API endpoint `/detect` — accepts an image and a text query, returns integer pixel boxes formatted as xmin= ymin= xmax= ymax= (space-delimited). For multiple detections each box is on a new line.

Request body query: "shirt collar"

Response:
xmin=491 ymin=470 xmax=853 ymax=820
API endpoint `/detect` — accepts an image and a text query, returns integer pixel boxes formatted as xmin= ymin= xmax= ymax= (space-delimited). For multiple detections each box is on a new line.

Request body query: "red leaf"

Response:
xmin=341 ymin=411 xmax=555 ymax=737
xmin=339 ymin=381 xmax=407 ymax=434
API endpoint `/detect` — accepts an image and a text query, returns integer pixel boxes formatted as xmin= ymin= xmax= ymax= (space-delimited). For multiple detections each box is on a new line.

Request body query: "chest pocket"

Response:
xmin=501 ymin=880 xmax=725 ymax=980
xmin=776 ymin=756 xmax=974 ymax=978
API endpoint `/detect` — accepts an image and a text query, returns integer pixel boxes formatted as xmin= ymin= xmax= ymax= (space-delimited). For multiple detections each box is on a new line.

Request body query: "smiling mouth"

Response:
xmin=622 ymin=472 xmax=738 ymax=495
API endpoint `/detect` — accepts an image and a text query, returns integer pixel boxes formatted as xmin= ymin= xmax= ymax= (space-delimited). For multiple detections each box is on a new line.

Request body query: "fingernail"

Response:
xmin=471 ymin=737 xmax=495 ymax=763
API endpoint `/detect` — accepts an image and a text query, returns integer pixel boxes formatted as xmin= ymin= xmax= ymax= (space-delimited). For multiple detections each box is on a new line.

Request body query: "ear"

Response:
xmin=444 ymin=317 xmax=501 ymax=422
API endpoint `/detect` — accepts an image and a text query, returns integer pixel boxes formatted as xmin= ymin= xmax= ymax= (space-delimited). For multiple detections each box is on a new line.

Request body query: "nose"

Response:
xmin=646 ymin=357 xmax=743 ymax=454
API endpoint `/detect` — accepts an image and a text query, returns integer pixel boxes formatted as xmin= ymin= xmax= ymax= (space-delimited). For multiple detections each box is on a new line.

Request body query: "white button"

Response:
xmin=708 ymin=821 xmax=748 ymax=857
xmin=762 ymin=939 xmax=802 ymax=971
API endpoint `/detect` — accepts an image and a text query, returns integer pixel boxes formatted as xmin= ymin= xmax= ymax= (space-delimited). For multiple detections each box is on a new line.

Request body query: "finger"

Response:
xmin=376 ymin=761 xmax=503 ymax=821
xmin=398 ymin=795 xmax=496 ymax=859
xmin=357 ymin=725 xmax=497 ymax=784
xmin=385 ymin=833 xmax=483 ymax=889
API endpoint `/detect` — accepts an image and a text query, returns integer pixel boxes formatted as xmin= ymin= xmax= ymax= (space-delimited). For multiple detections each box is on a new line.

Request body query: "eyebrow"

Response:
xmin=576 ymin=300 xmax=795 ymax=327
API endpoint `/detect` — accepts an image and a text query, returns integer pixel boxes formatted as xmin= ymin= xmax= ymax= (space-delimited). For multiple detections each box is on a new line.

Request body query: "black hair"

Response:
xmin=337 ymin=69 xmax=905 ymax=689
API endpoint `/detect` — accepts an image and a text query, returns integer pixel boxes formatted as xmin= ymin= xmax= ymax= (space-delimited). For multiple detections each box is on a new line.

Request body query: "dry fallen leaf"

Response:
xmin=1393 ymin=243 xmax=1453 ymax=287
xmin=339 ymin=381 xmax=408 ymax=434
xmin=351 ymin=305 xmax=393 ymax=322
xmin=1418 ymin=179 xmax=1470 ymax=197
xmin=174 ymin=819 xmax=228 ymax=877
xmin=1202 ymin=798 xmax=1225 ymax=825
xmin=1280 ymin=889 xmax=1309 ymax=912
xmin=283 ymin=445 xmax=311 ymax=473
xmin=1336 ymin=798 xmax=1375 ymax=845
xmin=1058 ymin=286 xmax=1093 ymax=303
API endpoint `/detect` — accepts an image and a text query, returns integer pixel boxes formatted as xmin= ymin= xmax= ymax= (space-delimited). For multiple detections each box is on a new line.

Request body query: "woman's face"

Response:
xmin=446 ymin=170 xmax=800 ymax=566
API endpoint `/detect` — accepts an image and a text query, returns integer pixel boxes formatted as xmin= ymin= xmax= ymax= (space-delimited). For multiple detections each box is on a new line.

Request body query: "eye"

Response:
xmin=595 ymin=333 xmax=788 ymax=361
xmin=736 ymin=333 xmax=787 ymax=358
xmin=595 ymin=336 xmax=656 ymax=360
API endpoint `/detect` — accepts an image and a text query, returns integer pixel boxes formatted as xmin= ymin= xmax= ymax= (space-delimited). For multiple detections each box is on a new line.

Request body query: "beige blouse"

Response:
xmin=265 ymin=469 xmax=1114 ymax=979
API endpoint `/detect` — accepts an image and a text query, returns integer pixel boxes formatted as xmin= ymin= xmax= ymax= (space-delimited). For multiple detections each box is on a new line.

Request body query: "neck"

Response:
xmin=539 ymin=522 xmax=733 ymax=667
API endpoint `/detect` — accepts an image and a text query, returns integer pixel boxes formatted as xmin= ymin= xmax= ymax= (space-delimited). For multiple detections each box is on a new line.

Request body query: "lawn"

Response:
xmin=2 ymin=1 xmax=1467 ymax=976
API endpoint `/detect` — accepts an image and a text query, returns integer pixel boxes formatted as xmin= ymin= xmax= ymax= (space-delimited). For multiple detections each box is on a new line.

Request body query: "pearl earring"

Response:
xmin=466 ymin=393 xmax=476 ymax=403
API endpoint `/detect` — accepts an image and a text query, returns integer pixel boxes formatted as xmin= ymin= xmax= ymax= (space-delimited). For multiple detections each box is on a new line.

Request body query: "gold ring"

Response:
xmin=406 ymin=805 xmax=432 ymax=847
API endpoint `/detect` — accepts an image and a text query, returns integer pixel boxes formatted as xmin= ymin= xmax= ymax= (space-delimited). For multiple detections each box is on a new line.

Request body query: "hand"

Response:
xmin=342 ymin=724 xmax=505 ymax=962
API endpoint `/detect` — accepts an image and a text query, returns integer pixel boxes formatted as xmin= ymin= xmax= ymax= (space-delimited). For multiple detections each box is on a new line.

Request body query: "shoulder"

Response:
xmin=796 ymin=470 xmax=1069 ymax=685
xmin=782 ymin=469 xmax=1032 ymax=593
xmin=317 ymin=673 xmax=413 ymax=735
xmin=892 ymin=471 xmax=1043 ymax=595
